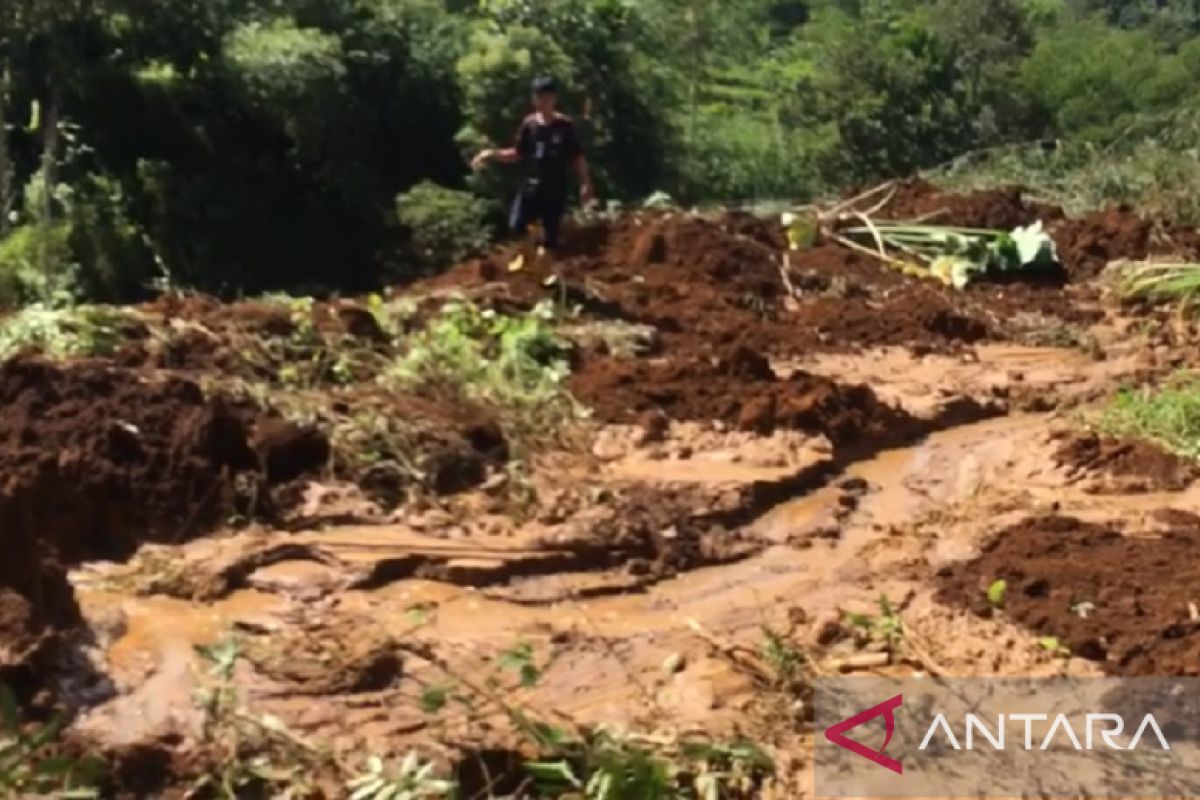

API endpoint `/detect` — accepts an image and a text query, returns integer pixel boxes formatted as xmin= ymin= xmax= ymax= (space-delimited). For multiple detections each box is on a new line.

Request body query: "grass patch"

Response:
xmin=1097 ymin=374 xmax=1200 ymax=460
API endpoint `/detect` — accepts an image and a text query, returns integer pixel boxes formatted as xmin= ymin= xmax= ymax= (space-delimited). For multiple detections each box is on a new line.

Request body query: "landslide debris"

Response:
xmin=0 ymin=357 xmax=326 ymax=692
xmin=936 ymin=512 xmax=1200 ymax=675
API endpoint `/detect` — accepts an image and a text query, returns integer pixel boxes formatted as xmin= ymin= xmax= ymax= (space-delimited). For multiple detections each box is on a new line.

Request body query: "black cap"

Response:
xmin=531 ymin=76 xmax=557 ymax=94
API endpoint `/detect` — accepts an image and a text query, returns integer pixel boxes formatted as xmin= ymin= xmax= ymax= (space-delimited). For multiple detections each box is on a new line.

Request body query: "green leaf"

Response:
xmin=1038 ymin=636 xmax=1070 ymax=656
xmin=405 ymin=607 xmax=431 ymax=627
xmin=419 ymin=685 xmax=448 ymax=714
xmin=32 ymin=755 xmax=76 ymax=777
xmin=519 ymin=663 xmax=540 ymax=688
xmin=525 ymin=760 xmax=582 ymax=788
xmin=986 ymin=580 xmax=1008 ymax=608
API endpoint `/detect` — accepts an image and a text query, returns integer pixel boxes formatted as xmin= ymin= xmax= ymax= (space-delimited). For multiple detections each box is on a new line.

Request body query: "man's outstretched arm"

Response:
xmin=472 ymin=146 xmax=520 ymax=169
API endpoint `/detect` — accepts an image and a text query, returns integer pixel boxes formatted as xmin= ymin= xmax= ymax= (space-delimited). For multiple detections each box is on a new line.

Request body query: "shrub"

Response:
xmin=395 ymin=182 xmax=493 ymax=272
xmin=0 ymin=224 xmax=78 ymax=308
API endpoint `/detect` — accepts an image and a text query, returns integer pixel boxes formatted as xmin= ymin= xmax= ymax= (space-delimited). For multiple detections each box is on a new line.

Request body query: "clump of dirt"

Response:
xmin=570 ymin=344 xmax=921 ymax=445
xmin=1052 ymin=206 xmax=1200 ymax=281
xmin=1052 ymin=207 xmax=1154 ymax=280
xmin=1052 ymin=431 xmax=1200 ymax=492
xmin=935 ymin=513 xmax=1200 ymax=675
xmin=881 ymin=179 xmax=1064 ymax=230
xmin=527 ymin=480 xmax=768 ymax=581
xmin=243 ymin=623 xmax=403 ymax=696
xmin=0 ymin=357 xmax=328 ymax=692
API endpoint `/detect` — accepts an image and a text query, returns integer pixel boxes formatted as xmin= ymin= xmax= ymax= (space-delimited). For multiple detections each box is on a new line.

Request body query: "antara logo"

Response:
xmin=824 ymin=693 xmax=1173 ymax=776
xmin=824 ymin=694 xmax=904 ymax=775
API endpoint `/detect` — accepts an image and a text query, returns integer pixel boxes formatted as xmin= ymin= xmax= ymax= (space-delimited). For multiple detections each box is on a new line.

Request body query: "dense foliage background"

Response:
xmin=2 ymin=0 xmax=1200 ymax=301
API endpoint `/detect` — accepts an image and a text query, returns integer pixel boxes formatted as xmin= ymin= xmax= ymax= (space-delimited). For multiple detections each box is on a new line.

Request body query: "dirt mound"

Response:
xmin=881 ymin=179 xmax=1063 ymax=230
xmin=1052 ymin=431 xmax=1199 ymax=492
xmin=570 ymin=344 xmax=921 ymax=445
xmin=935 ymin=513 xmax=1200 ymax=675
xmin=427 ymin=213 xmax=1014 ymax=356
xmin=0 ymin=358 xmax=329 ymax=685
xmin=1052 ymin=207 xmax=1153 ymax=280
xmin=1051 ymin=206 xmax=1200 ymax=280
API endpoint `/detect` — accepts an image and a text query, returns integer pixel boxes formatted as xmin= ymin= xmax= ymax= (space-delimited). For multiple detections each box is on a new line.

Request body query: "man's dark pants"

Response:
xmin=510 ymin=188 xmax=566 ymax=249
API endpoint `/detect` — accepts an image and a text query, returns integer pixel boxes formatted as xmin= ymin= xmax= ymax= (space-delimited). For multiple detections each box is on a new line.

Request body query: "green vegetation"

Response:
xmin=1098 ymin=374 xmax=1200 ymax=460
xmin=844 ymin=595 xmax=906 ymax=657
xmin=1 ymin=0 xmax=1200 ymax=302
xmin=0 ymin=304 xmax=133 ymax=359
xmin=395 ymin=182 xmax=494 ymax=275
xmin=788 ymin=193 xmax=1060 ymax=289
xmin=1115 ymin=261 xmax=1200 ymax=313
xmin=346 ymin=753 xmax=454 ymax=800
xmin=383 ymin=298 xmax=584 ymax=446
xmin=0 ymin=685 xmax=103 ymax=798
xmin=986 ymin=579 xmax=1008 ymax=609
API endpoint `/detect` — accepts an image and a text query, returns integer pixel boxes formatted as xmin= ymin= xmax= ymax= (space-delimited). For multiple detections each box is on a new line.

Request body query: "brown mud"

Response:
xmin=10 ymin=182 xmax=1200 ymax=796
xmin=569 ymin=344 xmax=922 ymax=443
xmin=1052 ymin=431 xmax=1200 ymax=493
xmin=0 ymin=357 xmax=330 ymax=702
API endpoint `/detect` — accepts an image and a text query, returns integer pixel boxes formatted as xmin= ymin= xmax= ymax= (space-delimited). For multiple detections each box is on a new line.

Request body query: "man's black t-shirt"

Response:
xmin=514 ymin=114 xmax=582 ymax=200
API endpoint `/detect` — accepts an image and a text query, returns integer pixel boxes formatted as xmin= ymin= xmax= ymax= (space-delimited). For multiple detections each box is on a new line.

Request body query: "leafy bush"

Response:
xmin=68 ymin=174 xmax=160 ymax=301
xmin=395 ymin=182 xmax=493 ymax=272
xmin=0 ymin=224 xmax=79 ymax=308
xmin=222 ymin=18 xmax=346 ymax=101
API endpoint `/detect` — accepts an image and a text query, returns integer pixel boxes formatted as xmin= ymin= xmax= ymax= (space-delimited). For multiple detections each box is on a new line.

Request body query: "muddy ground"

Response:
xmin=6 ymin=179 xmax=1200 ymax=797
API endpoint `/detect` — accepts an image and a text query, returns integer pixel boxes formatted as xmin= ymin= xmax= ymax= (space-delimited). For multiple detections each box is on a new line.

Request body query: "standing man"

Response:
xmin=471 ymin=76 xmax=594 ymax=251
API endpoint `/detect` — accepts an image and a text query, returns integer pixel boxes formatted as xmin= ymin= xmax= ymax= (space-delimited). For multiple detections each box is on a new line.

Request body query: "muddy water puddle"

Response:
xmin=67 ymin=405 xmax=1200 ymax=759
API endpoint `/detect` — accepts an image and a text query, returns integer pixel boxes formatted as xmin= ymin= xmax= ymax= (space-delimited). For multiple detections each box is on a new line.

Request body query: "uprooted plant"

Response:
xmin=780 ymin=181 xmax=1060 ymax=290
xmin=1111 ymin=260 xmax=1200 ymax=315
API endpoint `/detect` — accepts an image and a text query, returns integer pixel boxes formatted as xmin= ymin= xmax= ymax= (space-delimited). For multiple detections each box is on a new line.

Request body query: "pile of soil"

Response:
xmin=881 ymin=179 xmax=1063 ymax=230
xmin=1053 ymin=206 xmax=1200 ymax=280
xmin=570 ymin=344 xmax=921 ymax=445
xmin=428 ymin=213 xmax=1022 ymax=356
xmin=1052 ymin=431 xmax=1200 ymax=492
xmin=0 ymin=358 xmax=328 ymax=686
xmin=935 ymin=513 xmax=1200 ymax=675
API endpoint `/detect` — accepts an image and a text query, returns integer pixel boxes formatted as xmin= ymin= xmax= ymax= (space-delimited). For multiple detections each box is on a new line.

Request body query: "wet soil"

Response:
xmin=1052 ymin=431 xmax=1200 ymax=492
xmin=423 ymin=207 xmax=1102 ymax=358
xmin=10 ymin=183 xmax=1200 ymax=796
xmin=0 ymin=357 xmax=330 ymax=696
xmin=935 ymin=513 xmax=1200 ymax=676
xmin=569 ymin=344 xmax=921 ymax=444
